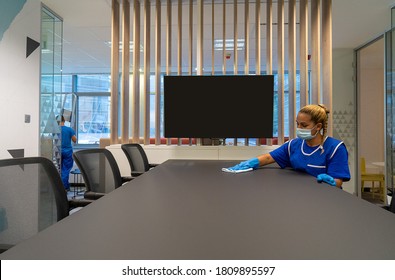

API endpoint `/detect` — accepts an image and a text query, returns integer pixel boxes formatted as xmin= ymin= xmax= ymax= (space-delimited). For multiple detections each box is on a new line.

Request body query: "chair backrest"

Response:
xmin=72 ymin=148 xmax=123 ymax=194
xmin=121 ymin=143 xmax=150 ymax=173
xmin=0 ymin=157 xmax=69 ymax=252
xmin=389 ymin=194 xmax=395 ymax=213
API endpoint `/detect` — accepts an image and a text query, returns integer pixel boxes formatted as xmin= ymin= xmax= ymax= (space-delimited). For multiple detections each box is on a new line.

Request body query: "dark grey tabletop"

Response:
xmin=2 ymin=159 xmax=395 ymax=259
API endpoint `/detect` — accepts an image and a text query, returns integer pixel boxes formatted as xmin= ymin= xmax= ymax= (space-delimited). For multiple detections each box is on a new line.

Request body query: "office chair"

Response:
xmin=389 ymin=193 xmax=395 ymax=213
xmin=360 ymin=157 xmax=386 ymax=202
xmin=121 ymin=143 xmax=158 ymax=177
xmin=73 ymin=148 xmax=132 ymax=200
xmin=0 ymin=156 xmax=92 ymax=253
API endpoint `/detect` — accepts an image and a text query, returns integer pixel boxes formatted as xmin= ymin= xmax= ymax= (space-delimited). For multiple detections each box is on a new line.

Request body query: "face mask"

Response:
xmin=296 ymin=126 xmax=318 ymax=140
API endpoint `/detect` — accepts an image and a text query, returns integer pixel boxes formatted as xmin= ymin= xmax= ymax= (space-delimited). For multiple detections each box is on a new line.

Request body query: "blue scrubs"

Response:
xmin=270 ymin=137 xmax=351 ymax=181
xmin=61 ymin=126 xmax=76 ymax=190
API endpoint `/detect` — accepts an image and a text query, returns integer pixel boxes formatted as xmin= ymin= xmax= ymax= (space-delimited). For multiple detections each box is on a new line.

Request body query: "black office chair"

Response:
xmin=121 ymin=143 xmax=158 ymax=177
xmin=383 ymin=189 xmax=395 ymax=214
xmin=0 ymin=156 xmax=92 ymax=253
xmin=73 ymin=148 xmax=132 ymax=200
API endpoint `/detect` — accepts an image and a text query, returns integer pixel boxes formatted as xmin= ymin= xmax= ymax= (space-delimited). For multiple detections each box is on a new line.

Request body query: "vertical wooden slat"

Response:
xmin=197 ymin=0 xmax=203 ymax=75
xmin=233 ymin=0 xmax=238 ymax=75
xmin=311 ymin=0 xmax=321 ymax=105
xmin=155 ymin=0 xmax=161 ymax=145
xmin=266 ymin=0 xmax=273 ymax=146
xmin=189 ymin=0 xmax=193 ymax=75
xmin=233 ymin=0 xmax=238 ymax=146
xmin=166 ymin=0 xmax=172 ymax=76
xmin=178 ymin=0 xmax=182 ymax=76
xmin=196 ymin=0 xmax=203 ymax=146
xmin=244 ymin=0 xmax=249 ymax=75
xmin=256 ymin=0 xmax=261 ymax=75
xmin=266 ymin=0 xmax=274 ymax=145
xmin=299 ymin=0 xmax=309 ymax=107
xmin=189 ymin=0 xmax=193 ymax=145
xmin=166 ymin=0 xmax=171 ymax=145
xmin=256 ymin=0 xmax=261 ymax=146
xmin=222 ymin=0 xmax=226 ymax=75
xmin=288 ymin=0 xmax=296 ymax=139
xmin=322 ymin=0 xmax=333 ymax=136
xmin=132 ymin=0 xmax=141 ymax=143
xmin=212 ymin=1 xmax=215 ymax=75
xmin=277 ymin=0 xmax=284 ymax=145
xmin=177 ymin=0 xmax=182 ymax=146
xmin=245 ymin=0 xmax=249 ymax=146
xmin=121 ymin=0 xmax=130 ymax=144
xmin=266 ymin=0 xmax=272 ymax=76
xmin=143 ymin=0 xmax=151 ymax=145
xmin=222 ymin=0 xmax=226 ymax=146
xmin=110 ymin=0 xmax=120 ymax=144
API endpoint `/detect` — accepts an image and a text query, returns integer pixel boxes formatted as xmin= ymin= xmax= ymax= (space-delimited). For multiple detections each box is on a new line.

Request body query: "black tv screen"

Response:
xmin=164 ymin=75 xmax=274 ymax=139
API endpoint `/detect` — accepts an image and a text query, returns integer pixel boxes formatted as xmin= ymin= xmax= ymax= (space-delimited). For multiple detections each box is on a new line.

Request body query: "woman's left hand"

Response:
xmin=317 ymin=173 xmax=337 ymax=187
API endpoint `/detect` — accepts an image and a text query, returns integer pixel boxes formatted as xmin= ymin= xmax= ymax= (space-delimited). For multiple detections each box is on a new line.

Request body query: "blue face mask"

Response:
xmin=296 ymin=126 xmax=319 ymax=140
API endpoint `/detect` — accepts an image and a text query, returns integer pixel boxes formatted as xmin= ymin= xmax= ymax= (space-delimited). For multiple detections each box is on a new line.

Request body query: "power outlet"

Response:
xmin=25 ymin=114 xmax=31 ymax=123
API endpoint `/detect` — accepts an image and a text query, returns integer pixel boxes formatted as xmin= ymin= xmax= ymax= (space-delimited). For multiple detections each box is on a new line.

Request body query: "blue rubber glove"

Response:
xmin=317 ymin=173 xmax=337 ymax=187
xmin=226 ymin=157 xmax=260 ymax=171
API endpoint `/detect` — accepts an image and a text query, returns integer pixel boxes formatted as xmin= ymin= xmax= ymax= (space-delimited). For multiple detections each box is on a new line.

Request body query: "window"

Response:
xmin=62 ymin=74 xmax=111 ymax=145
xmin=77 ymin=95 xmax=111 ymax=144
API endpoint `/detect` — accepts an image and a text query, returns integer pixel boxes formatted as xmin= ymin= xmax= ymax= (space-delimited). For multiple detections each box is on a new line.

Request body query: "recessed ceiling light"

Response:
xmin=214 ymin=39 xmax=245 ymax=51
xmin=105 ymin=41 xmax=143 ymax=52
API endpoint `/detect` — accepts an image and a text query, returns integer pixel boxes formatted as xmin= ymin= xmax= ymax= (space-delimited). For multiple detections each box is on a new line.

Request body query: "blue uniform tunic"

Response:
xmin=269 ymin=137 xmax=351 ymax=181
xmin=61 ymin=126 xmax=76 ymax=190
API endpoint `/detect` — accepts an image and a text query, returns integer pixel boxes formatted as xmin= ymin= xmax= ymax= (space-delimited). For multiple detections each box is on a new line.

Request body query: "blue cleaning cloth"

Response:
xmin=317 ymin=173 xmax=337 ymax=187
xmin=222 ymin=158 xmax=260 ymax=173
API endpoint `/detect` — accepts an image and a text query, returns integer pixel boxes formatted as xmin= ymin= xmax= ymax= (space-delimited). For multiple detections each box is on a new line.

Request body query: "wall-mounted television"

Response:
xmin=164 ymin=75 xmax=274 ymax=139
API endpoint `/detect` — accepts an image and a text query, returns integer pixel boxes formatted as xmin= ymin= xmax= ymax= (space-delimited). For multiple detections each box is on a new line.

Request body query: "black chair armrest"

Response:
xmin=131 ymin=171 xmax=144 ymax=177
xmin=84 ymin=191 xmax=105 ymax=200
xmin=68 ymin=198 xmax=94 ymax=208
xmin=0 ymin=244 xmax=13 ymax=253
xmin=122 ymin=176 xmax=134 ymax=183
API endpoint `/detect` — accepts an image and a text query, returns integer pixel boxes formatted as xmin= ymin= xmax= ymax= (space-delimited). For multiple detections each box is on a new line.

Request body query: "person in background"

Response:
xmin=223 ymin=104 xmax=351 ymax=188
xmin=58 ymin=115 xmax=77 ymax=191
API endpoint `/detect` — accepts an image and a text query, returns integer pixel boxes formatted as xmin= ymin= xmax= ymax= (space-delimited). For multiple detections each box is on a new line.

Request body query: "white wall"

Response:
xmin=0 ymin=0 xmax=41 ymax=159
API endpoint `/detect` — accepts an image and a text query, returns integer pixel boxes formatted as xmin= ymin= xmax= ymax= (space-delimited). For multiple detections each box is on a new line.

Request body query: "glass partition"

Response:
xmin=384 ymin=8 xmax=395 ymax=206
xmin=39 ymin=5 xmax=63 ymax=169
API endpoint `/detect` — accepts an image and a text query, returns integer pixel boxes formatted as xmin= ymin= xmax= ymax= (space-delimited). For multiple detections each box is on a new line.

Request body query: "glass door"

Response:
xmin=356 ymin=37 xmax=386 ymax=205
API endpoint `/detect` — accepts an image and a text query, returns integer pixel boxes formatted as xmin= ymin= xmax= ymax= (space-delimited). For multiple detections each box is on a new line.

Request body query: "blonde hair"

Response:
xmin=299 ymin=104 xmax=329 ymax=152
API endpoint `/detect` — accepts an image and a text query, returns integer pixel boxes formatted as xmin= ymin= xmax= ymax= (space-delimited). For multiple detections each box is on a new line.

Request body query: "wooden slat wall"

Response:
xmin=110 ymin=0 xmax=333 ymax=146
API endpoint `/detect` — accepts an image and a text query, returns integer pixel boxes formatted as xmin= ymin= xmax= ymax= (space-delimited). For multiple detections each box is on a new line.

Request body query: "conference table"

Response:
xmin=1 ymin=159 xmax=395 ymax=259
